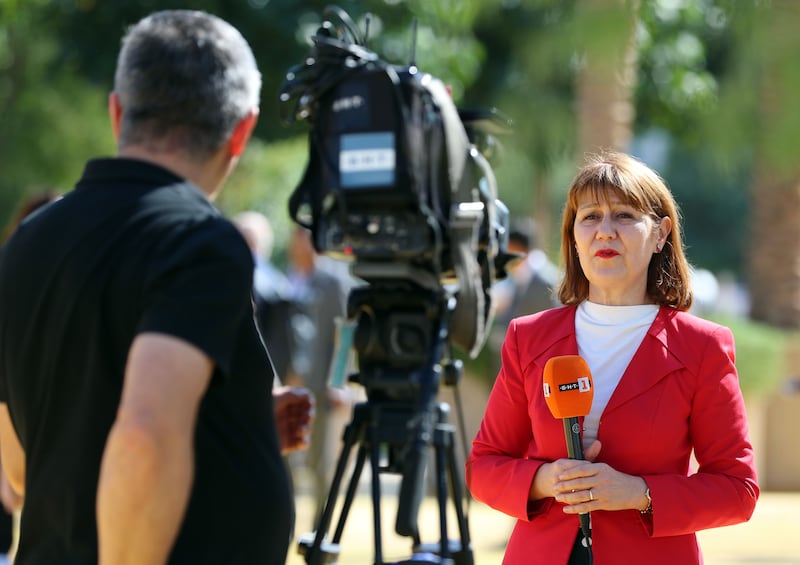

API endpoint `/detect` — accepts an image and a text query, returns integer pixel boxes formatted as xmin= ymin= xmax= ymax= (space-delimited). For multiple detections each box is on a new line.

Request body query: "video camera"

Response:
xmin=280 ymin=6 xmax=514 ymax=369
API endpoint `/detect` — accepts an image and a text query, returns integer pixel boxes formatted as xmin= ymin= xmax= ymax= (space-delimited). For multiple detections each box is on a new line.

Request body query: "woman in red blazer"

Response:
xmin=467 ymin=152 xmax=759 ymax=565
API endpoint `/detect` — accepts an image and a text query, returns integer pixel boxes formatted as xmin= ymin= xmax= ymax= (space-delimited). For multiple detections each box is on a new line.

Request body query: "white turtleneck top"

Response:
xmin=575 ymin=300 xmax=659 ymax=449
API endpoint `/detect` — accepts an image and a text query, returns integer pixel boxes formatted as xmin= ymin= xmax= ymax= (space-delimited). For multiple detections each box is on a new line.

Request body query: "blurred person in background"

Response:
xmin=233 ymin=210 xmax=296 ymax=381
xmin=285 ymin=226 xmax=350 ymax=528
xmin=493 ymin=218 xmax=560 ymax=326
xmin=0 ymin=10 xmax=310 ymax=565
xmin=467 ymin=151 xmax=758 ymax=564
xmin=489 ymin=218 xmax=561 ymax=376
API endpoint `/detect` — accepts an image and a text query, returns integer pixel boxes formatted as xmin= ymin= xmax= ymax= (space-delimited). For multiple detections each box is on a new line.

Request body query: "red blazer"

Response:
xmin=466 ymin=305 xmax=759 ymax=565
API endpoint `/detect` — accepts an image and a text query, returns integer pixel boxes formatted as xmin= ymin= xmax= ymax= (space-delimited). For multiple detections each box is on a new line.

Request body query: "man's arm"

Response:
xmin=0 ymin=402 xmax=25 ymax=498
xmin=96 ymin=333 xmax=212 ymax=565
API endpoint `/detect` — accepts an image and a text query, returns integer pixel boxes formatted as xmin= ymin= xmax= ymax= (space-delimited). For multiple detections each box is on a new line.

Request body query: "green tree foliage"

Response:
xmin=636 ymin=0 xmax=730 ymax=145
xmin=468 ymin=1 xmax=577 ymax=169
xmin=710 ymin=315 xmax=794 ymax=395
xmin=462 ymin=0 xmax=766 ymax=275
xmin=0 ymin=1 xmax=113 ymax=230
xmin=21 ymin=1 xmax=484 ymax=141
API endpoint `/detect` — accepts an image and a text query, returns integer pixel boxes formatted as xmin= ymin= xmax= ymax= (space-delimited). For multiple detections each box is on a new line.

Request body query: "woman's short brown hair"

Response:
xmin=557 ymin=151 xmax=693 ymax=310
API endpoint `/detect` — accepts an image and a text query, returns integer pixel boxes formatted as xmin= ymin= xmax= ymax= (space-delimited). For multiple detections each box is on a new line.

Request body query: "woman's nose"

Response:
xmin=596 ymin=214 xmax=615 ymax=238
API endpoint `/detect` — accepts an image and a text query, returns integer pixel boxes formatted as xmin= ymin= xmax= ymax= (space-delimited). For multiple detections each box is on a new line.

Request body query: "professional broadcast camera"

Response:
xmin=280 ymin=6 xmax=513 ymax=365
xmin=280 ymin=6 xmax=514 ymax=564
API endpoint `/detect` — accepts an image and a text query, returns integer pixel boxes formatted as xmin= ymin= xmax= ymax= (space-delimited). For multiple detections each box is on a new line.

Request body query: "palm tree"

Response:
xmin=747 ymin=0 xmax=800 ymax=328
xmin=575 ymin=0 xmax=641 ymax=155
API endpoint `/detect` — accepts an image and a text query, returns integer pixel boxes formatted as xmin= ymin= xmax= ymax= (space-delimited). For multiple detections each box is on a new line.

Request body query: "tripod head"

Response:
xmin=347 ymin=282 xmax=451 ymax=538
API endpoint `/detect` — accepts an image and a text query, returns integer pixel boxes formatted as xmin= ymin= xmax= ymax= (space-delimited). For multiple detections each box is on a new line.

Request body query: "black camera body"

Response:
xmin=300 ymin=65 xmax=438 ymax=264
xmin=281 ymin=10 xmax=513 ymax=362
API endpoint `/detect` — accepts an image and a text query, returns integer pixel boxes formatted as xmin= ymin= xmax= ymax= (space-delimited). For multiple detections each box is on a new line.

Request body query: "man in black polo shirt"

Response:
xmin=0 ymin=10 xmax=309 ymax=564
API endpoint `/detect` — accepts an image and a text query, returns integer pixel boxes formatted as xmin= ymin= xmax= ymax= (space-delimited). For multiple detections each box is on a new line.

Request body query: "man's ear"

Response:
xmin=108 ymin=92 xmax=123 ymax=142
xmin=228 ymin=109 xmax=259 ymax=158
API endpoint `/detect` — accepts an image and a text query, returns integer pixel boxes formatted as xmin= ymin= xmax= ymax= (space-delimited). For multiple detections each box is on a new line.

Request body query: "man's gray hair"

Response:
xmin=114 ymin=10 xmax=261 ymax=158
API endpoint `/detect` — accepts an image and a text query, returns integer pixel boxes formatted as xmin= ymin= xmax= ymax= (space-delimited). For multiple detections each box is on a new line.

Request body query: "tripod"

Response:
xmin=298 ymin=286 xmax=474 ymax=565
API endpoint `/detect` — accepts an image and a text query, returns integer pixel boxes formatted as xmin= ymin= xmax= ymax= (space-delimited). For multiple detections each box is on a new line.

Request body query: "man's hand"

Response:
xmin=273 ymin=386 xmax=314 ymax=454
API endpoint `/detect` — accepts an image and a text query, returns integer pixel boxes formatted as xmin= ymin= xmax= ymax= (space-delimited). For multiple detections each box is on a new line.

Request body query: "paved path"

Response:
xmin=287 ymin=489 xmax=800 ymax=564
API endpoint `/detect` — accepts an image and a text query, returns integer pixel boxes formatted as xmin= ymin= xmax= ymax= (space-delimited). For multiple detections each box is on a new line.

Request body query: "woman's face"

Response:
xmin=573 ymin=190 xmax=671 ymax=305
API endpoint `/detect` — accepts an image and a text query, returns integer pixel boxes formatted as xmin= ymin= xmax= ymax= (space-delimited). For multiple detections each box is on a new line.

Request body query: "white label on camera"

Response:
xmin=340 ymin=132 xmax=395 ymax=188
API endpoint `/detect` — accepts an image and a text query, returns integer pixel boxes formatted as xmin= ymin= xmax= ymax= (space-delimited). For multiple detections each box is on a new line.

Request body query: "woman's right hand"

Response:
xmin=528 ymin=440 xmax=603 ymax=501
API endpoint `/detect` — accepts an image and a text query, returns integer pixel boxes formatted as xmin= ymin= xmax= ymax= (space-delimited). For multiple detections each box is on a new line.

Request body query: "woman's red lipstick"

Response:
xmin=595 ymin=248 xmax=619 ymax=258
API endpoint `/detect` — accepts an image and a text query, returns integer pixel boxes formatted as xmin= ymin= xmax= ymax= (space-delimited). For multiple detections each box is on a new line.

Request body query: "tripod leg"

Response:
xmin=444 ymin=422 xmax=474 ymax=565
xmin=368 ymin=410 xmax=385 ymax=564
xmin=434 ymin=427 xmax=452 ymax=559
xmin=415 ymin=403 xmax=474 ymax=565
xmin=406 ymin=404 xmax=475 ymax=565
xmin=305 ymin=405 xmax=365 ymax=565
xmin=331 ymin=442 xmax=368 ymax=543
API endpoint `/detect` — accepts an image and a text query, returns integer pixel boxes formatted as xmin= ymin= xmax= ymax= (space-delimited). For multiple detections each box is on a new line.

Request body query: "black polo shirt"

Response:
xmin=0 ymin=158 xmax=293 ymax=564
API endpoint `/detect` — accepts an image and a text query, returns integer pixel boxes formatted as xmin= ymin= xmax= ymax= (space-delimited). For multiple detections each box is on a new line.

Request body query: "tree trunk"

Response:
xmin=748 ymin=1 xmax=800 ymax=328
xmin=748 ymin=169 xmax=800 ymax=327
xmin=575 ymin=0 xmax=640 ymax=155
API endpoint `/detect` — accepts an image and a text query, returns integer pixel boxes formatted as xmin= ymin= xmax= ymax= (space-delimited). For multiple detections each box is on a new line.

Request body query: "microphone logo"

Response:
xmin=544 ymin=376 xmax=592 ymax=397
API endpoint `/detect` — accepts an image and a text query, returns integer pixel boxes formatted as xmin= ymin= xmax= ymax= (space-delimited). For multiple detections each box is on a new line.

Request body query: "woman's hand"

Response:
xmin=530 ymin=440 xmax=650 ymax=513
xmin=529 ymin=457 xmax=587 ymax=501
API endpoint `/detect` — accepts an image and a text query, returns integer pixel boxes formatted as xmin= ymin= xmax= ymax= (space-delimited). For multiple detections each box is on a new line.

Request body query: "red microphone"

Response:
xmin=543 ymin=355 xmax=595 ymax=552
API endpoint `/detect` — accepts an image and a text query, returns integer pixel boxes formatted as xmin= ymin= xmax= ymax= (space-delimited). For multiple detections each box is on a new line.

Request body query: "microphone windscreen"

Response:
xmin=543 ymin=355 xmax=594 ymax=418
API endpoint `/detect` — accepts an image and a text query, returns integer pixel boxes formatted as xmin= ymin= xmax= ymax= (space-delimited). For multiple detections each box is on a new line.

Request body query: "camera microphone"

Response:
xmin=542 ymin=355 xmax=594 ymax=554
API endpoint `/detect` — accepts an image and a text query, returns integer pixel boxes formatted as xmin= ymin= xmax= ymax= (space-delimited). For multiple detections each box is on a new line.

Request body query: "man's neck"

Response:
xmin=117 ymin=146 xmax=227 ymax=199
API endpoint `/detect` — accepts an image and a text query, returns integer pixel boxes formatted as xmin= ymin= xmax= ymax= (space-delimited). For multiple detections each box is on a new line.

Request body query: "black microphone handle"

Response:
xmin=563 ymin=417 xmax=592 ymax=551
xmin=563 ymin=416 xmax=584 ymax=460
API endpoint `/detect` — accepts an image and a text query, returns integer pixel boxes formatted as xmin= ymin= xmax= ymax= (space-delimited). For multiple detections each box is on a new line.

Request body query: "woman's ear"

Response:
xmin=658 ymin=216 xmax=672 ymax=247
